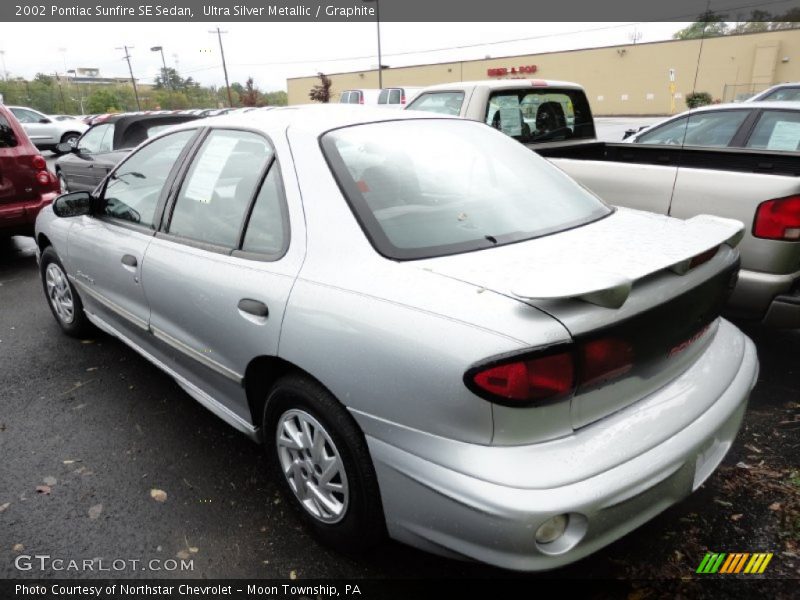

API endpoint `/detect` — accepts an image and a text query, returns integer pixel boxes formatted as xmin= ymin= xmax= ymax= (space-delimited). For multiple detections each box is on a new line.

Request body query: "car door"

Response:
xmin=66 ymin=128 xmax=199 ymax=346
xmin=63 ymin=124 xmax=113 ymax=191
xmin=9 ymin=107 xmax=58 ymax=146
xmin=142 ymin=127 xmax=303 ymax=425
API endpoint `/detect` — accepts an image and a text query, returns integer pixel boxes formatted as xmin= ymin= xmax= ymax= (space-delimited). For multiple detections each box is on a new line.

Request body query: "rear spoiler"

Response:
xmin=511 ymin=215 xmax=744 ymax=309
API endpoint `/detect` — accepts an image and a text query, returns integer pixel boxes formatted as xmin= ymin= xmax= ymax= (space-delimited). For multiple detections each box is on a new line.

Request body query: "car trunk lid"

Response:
xmin=415 ymin=208 xmax=744 ymax=430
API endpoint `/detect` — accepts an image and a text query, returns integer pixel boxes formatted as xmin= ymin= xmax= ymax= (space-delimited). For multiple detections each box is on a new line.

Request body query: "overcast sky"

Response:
xmin=0 ymin=22 xmax=688 ymax=91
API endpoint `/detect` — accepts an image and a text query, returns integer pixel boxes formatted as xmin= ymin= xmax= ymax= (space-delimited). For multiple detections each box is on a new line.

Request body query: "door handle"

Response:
xmin=121 ymin=254 xmax=138 ymax=268
xmin=238 ymin=299 xmax=269 ymax=318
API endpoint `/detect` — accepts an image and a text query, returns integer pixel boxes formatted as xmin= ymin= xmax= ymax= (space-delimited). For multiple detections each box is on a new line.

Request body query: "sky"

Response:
xmin=0 ymin=22 xmax=689 ymax=91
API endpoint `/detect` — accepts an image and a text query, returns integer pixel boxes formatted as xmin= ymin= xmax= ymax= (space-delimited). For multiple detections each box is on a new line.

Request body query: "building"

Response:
xmin=287 ymin=29 xmax=800 ymax=115
xmin=61 ymin=68 xmax=137 ymax=86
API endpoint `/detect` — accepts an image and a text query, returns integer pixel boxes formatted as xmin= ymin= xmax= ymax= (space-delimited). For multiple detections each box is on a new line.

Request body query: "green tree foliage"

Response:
xmin=686 ymin=91 xmax=713 ymax=109
xmin=674 ymin=9 xmax=799 ymax=39
xmin=673 ymin=11 xmax=729 ymax=39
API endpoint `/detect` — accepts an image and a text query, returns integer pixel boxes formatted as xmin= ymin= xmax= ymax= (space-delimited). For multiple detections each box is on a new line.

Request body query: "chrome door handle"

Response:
xmin=121 ymin=254 xmax=138 ymax=268
xmin=238 ymin=299 xmax=268 ymax=318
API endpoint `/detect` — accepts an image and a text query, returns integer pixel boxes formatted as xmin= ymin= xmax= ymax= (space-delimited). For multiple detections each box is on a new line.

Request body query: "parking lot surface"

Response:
xmin=1 ymin=234 xmax=797 ymax=587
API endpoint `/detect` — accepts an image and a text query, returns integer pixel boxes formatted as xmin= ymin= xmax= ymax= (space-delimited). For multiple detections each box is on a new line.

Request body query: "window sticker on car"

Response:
xmin=766 ymin=121 xmax=800 ymax=152
xmin=183 ymin=135 xmax=239 ymax=203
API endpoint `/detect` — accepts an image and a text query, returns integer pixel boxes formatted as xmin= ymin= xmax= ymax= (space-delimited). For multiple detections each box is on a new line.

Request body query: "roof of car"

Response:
xmin=184 ymin=104 xmax=460 ymax=137
xmin=415 ymin=79 xmax=585 ymax=91
xmin=687 ymin=100 xmax=800 ymax=112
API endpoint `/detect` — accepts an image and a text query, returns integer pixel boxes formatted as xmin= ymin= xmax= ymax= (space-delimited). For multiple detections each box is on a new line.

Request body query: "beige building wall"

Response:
xmin=287 ymin=29 xmax=800 ymax=115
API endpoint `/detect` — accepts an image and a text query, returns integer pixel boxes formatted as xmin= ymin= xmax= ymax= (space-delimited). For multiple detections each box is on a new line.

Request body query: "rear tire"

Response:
xmin=263 ymin=374 xmax=385 ymax=552
xmin=40 ymin=246 xmax=93 ymax=337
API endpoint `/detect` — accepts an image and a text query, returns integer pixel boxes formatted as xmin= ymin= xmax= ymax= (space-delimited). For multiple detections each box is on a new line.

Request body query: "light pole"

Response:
xmin=362 ymin=0 xmax=382 ymax=88
xmin=150 ymin=46 xmax=170 ymax=89
xmin=209 ymin=27 xmax=233 ymax=107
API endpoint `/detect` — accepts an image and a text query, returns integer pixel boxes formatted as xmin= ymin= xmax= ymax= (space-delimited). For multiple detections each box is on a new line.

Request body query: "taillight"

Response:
xmin=469 ymin=350 xmax=575 ymax=404
xmin=401 ymin=94 xmax=406 ymax=105
xmin=359 ymin=95 xmax=364 ymax=105
xmin=689 ymin=246 xmax=719 ymax=269
xmin=754 ymin=195 xmax=800 ymax=241
xmin=32 ymin=155 xmax=47 ymax=170
xmin=36 ymin=171 xmax=50 ymax=185
xmin=467 ymin=337 xmax=638 ymax=405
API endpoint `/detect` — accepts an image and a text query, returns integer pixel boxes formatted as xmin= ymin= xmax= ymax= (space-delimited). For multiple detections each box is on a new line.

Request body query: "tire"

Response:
xmin=40 ymin=246 xmax=93 ymax=337
xmin=263 ymin=374 xmax=385 ymax=552
xmin=57 ymin=170 xmax=69 ymax=193
xmin=60 ymin=131 xmax=81 ymax=148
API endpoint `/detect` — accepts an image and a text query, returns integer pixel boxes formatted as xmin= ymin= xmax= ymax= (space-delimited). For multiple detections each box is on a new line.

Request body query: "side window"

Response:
xmin=339 ymin=91 xmax=350 ymax=103
xmin=101 ymin=129 xmax=196 ymax=227
xmin=168 ymin=130 xmax=272 ymax=248
xmin=241 ymin=165 xmax=288 ymax=257
xmin=10 ymin=108 xmax=41 ymax=124
xmin=745 ymin=111 xmax=800 ymax=151
xmin=0 ymin=114 xmax=18 ymax=148
xmin=97 ymin=124 xmax=115 ymax=153
xmin=378 ymin=89 xmax=390 ymax=104
xmin=349 ymin=91 xmax=362 ymax=104
xmin=637 ymin=110 xmax=749 ymax=147
xmin=77 ymin=124 xmax=112 ymax=154
xmin=406 ymin=92 xmax=465 ymax=116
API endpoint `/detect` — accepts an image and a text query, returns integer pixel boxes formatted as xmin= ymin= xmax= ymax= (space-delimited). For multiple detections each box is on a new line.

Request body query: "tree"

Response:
xmin=686 ymin=91 xmax=713 ymax=109
xmin=241 ymin=77 xmax=259 ymax=107
xmin=263 ymin=90 xmax=288 ymax=106
xmin=673 ymin=11 xmax=729 ymax=39
xmin=309 ymin=72 xmax=332 ymax=103
xmin=86 ymin=88 xmax=123 ymax=113
xmin=154 ymin=67 xmax=186 ymax=91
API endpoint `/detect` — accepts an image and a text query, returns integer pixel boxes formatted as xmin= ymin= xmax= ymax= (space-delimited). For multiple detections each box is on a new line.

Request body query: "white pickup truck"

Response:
xmin=406 ymin=80 xmax=800 ymax=328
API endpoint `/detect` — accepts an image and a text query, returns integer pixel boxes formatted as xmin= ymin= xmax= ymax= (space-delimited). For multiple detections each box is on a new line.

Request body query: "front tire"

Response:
xmin=263 ymin=374 xmax=385 ymax=552
xmin=60 ymin=131 xmax=81 ymax=149
xmin=40 ymin=247 xmax=92 ymax=337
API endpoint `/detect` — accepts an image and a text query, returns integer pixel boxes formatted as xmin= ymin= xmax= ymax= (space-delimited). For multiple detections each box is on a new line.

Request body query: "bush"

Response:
xmin=686 ymin=91 xmax=713 ymax=109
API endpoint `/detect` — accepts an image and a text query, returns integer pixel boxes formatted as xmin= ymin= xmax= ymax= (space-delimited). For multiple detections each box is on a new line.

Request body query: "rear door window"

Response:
xmin=406 ymin=92 xmax=465 ymax=116
xmin=744 ymin=110 xmax=800 ymax=151
xmin=240 ymin=164 xmax=289 ymax=257
xmin=348 ymin=91 xmax=362 ymax=104
xmin=168 ymin=129 xmax=273 ymax=248
xmin=9 ymin=108 xmax=43 ymax=124
xmin=0 ymin=114 xmax=18 ymax=148
xmin=339 ymin=91 xmax=351 ymax=103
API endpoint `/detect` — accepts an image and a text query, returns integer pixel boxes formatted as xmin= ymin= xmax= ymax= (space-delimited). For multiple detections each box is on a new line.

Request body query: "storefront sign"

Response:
xmin=487 ymin=65 xmax=538 ymax=77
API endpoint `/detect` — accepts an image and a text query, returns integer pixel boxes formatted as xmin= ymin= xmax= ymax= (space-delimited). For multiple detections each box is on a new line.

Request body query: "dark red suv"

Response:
xmin=0 ymin=104 xmax=60 ymax=237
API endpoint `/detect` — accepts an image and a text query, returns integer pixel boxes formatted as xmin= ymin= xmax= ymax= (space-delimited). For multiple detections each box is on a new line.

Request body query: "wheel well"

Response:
xmin=60 ymin=131 xmax=81 ymax=142
xmin=37 ymin=233 xmax=52 ymax=251
xmin=244 ymin=356 xmax=300 ymax=432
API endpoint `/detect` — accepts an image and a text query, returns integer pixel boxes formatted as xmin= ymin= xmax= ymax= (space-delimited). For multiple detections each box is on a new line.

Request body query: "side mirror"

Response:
xmin=38 ymin=117 xmax=51 ymax=124
xmin=55 ymin=142 xmax=76 ymax=154
xmin=52 ymin=191 xmax=92 ymax=218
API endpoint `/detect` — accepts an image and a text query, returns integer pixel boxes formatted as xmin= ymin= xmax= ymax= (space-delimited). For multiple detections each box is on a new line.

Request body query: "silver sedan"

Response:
xmin=34 ymin=106 xmax=758 ymax=570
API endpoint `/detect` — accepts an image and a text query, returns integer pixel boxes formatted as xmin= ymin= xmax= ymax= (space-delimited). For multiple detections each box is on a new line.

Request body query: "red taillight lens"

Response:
xmin=401 ymin=94 xmax=406 ymax=104
xmin=470 ymin=351 xmax=575 ymax=404
xmin=36 ymin=171 xmax=50 ymax=185
xmin=689 ymin=246 xmax=720 ymax=269
xmin=754 ymin=195 xmax=800 ymax=241
xmin=579 ymin=338 xmax=634 ymax=388
xmin=32 ymin=155 xmax=47 ymax=170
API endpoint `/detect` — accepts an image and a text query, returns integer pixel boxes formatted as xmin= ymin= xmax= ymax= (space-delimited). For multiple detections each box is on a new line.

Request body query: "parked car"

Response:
xmin=6 ymin=106 xmax=87 ymax=152
xmin=406 ymin=79 xmax=594 ymax=143
xmin=746 ymin=82 xmax=800 ymax=103
xmin=0 ymin=104 xmax=60 ymax=237
xmin=55 ymin=113 xmax=200 ymax=193
xmin=377 ymin=86 xmax=423 ymax=108
xmin=339 ymin=89 xmax=381 ymax=105
xmin=35 ymin=106 xmax=757 ymax=571
xmin=538 ymin=101 xmax=800 ymax=328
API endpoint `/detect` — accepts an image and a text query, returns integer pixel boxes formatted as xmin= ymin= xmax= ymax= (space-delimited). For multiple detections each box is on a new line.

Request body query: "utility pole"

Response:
xmin=54 ymin=71 xmax=67 ymax=113
xmin=362 ymin=0 xmax=382 ymax=88
xmin=116 ymin=45 xmax=141 ymax=111
xmin=209 ymin=27 xmax=233 ymax=107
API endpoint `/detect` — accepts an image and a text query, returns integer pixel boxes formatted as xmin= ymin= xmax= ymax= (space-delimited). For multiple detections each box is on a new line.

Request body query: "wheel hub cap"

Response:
xmin=45 ymin=263 xmax=75 ymax=324
xmin=276 ymin=409 xmax=349 ymax=523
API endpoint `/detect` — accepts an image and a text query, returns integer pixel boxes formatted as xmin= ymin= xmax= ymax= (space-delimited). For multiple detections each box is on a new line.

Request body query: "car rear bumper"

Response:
xmin=728 ymin=267 xmax=800 ymax=328
xmin=0 ymin=192 xmax=58 ymax=235
xmin=363 ymin=319 xmax=758 ymax=571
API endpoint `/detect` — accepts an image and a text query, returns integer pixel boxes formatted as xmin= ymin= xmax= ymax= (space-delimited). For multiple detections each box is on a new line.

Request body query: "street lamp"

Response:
xmin=150 ymin=46 xmax=170 ymax=90
xmin=362 ymin=0 xmax=382 ymax=89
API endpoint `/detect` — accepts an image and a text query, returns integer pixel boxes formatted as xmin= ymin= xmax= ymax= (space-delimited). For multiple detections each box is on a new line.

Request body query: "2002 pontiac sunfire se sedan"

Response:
xmin=34 ymin=106 xmax=759 ymax=571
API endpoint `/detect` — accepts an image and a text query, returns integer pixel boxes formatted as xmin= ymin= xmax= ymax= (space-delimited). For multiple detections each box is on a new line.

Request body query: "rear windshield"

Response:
xmin=760 ymin=87 xmax=800 ymax=102
xmin=0 ymin=114 xmax=18 ymax=148
xmin=485 ymin=88 xmax=595 ymax=143
xmin=406 ymin=92 xmax=465 ymax=116
xmin=321 ymin=119 xmax=611 ymax=260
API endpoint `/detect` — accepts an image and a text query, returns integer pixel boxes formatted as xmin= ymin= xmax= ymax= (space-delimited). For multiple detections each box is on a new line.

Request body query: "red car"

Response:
xmin=0 ymin=104 xmax=60 ymax=237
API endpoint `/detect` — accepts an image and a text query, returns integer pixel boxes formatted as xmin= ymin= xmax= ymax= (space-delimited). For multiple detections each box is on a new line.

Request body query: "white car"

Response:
xmin=7 ymin=106 xmax=87 ymax=152
xmin=35 ymin=106 xmax=757 ymax=570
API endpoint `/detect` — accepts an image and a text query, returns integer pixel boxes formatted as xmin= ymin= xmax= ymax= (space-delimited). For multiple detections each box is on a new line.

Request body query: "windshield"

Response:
xmin=321 ymin=119 xmax=611 ymax=260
